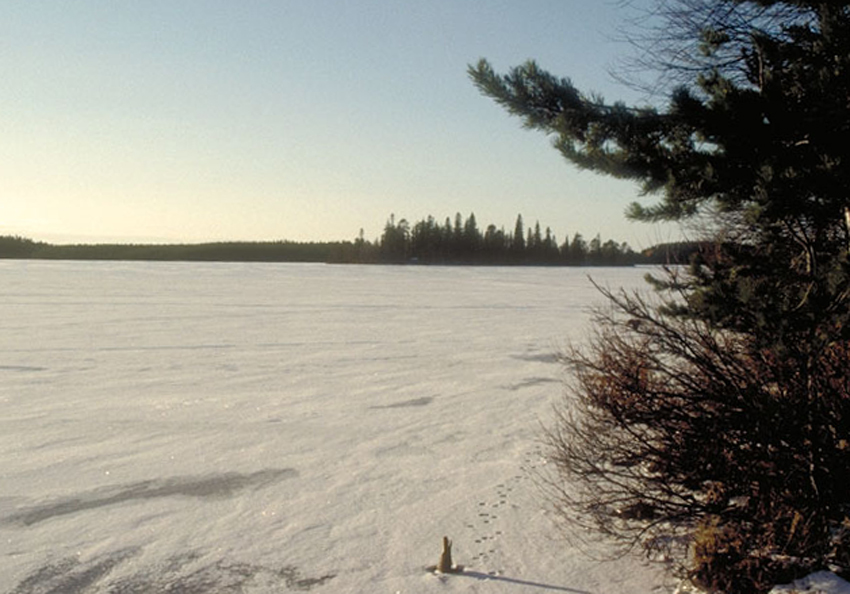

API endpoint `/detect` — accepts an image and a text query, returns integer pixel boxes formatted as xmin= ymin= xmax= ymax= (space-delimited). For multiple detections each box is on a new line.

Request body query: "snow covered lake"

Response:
xmin=1 ymin=261 xmax=668 ymax=593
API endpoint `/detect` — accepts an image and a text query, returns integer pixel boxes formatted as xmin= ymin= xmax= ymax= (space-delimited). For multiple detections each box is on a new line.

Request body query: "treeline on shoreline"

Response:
xmin=372 ymin=212 xmax=640 ymax=265
xmin=0 ymin=213 xmax=699 ymax=266
xmin=0 ymin=235 xmax=351 ymax=263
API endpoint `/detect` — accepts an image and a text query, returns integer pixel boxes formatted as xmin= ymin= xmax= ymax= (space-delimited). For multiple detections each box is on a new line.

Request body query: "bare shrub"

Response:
xmin=543 ymin=269 xmax=850 ymax=593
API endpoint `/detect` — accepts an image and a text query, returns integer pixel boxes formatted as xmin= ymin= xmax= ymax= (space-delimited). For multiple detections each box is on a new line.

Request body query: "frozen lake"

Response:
xmin=1 ymin=261 xmax=667 ymax=593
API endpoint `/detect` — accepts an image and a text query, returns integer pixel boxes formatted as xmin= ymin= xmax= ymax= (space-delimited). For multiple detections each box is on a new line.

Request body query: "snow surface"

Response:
xmin=1 ymin=261 xmax=675 ymax=593
xmin=768 ymin=572 xmax=850 ymax=594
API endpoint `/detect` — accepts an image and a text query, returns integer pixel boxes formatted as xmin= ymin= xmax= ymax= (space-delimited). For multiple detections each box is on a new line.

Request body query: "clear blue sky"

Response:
xmin=2 ymin=0 xmax=681 ymax=249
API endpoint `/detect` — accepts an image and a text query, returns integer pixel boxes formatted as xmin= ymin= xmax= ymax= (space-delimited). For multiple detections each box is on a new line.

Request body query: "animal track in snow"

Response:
xmin=463 ymin=446 xmax=546 ymax=575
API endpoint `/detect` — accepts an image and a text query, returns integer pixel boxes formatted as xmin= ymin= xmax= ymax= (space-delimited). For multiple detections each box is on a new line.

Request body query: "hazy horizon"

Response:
xmin=3 ymin=1 xmax=684 ymax=251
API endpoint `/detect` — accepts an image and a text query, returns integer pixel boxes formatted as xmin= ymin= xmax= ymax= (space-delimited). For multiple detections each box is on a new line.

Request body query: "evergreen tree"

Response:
xmin=559 ymin=235 xmax=571 ymax=262
xmin=353 ymin=228 xmax=377 ymax=263
xmin=568 ymin=232 xmax=587 ymax=265
xmin=588 ymin=233 xmax=602 ymax=265
xmin=452 ymin=212 xmax=464 ymax=254
xmin=529 ymin=220 xmax=544 ymax=260
xmin=483 ymin=224 xmax=507 ymax=261
xmin=443 ymin=216 xmax=453 ymax=257
xmin=512 ymin=214 xmax=526 ymax=257
xmin=380 ymin=214 xmax=409 ymax=263
xmin=410 ymin=215 xmax=442 ymax=263
xmin=463 ymin=212 xmax=481 ymax=260
xmin=471 ymin=2 xmax=850 ymax=591
xmin=544 ymin=227 xmax=560 ymax=262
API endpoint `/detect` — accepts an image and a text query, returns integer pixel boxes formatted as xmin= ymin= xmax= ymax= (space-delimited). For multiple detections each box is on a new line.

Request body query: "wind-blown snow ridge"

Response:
xmin=4 ymin=469 xmax=298 ymax=527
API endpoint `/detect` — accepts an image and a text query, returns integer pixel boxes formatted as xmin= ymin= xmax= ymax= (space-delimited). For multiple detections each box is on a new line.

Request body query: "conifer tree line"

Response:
xmin=0 ymin=228 xmax=686 ymax=265
xmin=360 ymin=212 xmax=641 ymax=265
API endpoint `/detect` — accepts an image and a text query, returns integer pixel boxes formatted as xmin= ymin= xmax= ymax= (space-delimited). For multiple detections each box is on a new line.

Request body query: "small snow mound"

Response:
xmin=673 ymin=580 xmax=704 ymax=594
xmin=769 ymin=572 xmax=850 ymax=594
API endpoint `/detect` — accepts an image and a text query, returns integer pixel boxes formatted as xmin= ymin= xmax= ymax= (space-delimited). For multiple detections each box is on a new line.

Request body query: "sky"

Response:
xmin=2 ymin=0 xmax=682 ymax=249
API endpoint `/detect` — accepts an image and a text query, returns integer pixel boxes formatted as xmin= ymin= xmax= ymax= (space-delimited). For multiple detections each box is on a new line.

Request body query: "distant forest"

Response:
xmin=0 ymin=235 xmax=349 ymax=263
xmin=0 ymin=213 xmax=697 ymax=266
xmin=370 ymin=212 xmax=639 ymax=265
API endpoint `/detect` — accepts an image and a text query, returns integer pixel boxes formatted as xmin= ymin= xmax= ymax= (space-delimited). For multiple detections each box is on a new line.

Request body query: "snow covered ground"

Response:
xmin=0 ymin=261 xmax=698 ymax=592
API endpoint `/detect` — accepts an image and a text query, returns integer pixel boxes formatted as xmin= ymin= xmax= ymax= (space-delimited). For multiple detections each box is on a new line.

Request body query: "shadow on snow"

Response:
xmin=4 ymin=468 xmax=298 ymax=526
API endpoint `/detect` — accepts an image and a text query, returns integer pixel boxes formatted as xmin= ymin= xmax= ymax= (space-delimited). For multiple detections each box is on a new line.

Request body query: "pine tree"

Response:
xmin=471 ymin=2 xmax=850 ymax=591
